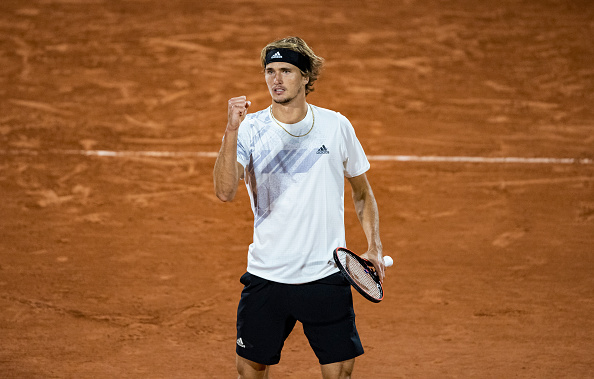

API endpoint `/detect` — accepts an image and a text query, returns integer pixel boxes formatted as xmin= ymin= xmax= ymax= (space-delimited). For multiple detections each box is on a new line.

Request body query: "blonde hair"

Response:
xmin=260 ymin=36 xmax=324 ymax=95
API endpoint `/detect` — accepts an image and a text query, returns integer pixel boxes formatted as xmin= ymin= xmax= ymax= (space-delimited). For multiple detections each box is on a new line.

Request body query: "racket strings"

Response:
xmin=343 ymin=254 xmax=382 ymax=298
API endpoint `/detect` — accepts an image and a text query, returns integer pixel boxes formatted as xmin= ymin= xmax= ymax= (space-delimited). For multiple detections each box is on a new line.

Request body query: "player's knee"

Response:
xmin=339 ymin=364 xmax=354 ymax=379
xmin=320 ymin=358 xmax=355 ymax=379
xmin=236 ymin=355 xmax=269 ymax=379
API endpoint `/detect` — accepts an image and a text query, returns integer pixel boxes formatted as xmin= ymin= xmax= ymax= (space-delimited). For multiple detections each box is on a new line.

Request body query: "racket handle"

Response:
xmin=384 ymin=256 xmax=394 ymax=267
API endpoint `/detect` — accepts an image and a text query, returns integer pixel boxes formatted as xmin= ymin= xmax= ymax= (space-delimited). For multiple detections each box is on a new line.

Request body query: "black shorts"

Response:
xmin=236 ymin=272 xmax=364 ymax=366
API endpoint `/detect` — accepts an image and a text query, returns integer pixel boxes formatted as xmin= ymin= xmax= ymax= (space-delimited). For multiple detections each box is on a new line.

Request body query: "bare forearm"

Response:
xmin=348 ymin=173 xmax=385 ymax=279
xmin=214 ymin=96 xmax=251 ymax=202
xmin=353 ymin=189 xmax=382 ymax=252
xmin=213 ymin=128 xmax=240 ymax=202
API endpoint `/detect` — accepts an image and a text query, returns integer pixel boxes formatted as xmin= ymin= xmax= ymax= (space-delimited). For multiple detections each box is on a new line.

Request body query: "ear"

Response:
xmin=302 ymin=75 xmax=310 ymax=85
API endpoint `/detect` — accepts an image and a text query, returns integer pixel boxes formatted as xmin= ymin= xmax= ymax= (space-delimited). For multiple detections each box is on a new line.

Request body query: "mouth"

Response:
xmin=272 ymin=87 xmax=285 ymax=95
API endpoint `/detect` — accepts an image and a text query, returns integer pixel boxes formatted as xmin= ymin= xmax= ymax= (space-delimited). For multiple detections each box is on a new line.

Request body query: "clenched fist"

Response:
xmin=227 ymin=96 xmax=251 ymax=132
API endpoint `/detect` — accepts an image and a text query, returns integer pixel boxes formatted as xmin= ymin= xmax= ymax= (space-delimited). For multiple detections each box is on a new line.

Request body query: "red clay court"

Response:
xmin=1 ymin=0 xmax=593 ymax=377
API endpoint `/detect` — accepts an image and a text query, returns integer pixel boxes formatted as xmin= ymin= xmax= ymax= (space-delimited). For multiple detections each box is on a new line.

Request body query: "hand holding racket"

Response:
xmin=333 ymin=247 xmax=393 ymax=303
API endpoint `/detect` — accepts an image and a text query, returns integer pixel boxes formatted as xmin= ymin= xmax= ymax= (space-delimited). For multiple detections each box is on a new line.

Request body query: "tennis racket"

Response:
xmin=333 ymin=247 xmax=393 ymax=303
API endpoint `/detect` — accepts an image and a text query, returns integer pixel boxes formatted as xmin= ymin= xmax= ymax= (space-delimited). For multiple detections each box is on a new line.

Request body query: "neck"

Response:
xmin=271 ymin=100 xmax=309 ymax=124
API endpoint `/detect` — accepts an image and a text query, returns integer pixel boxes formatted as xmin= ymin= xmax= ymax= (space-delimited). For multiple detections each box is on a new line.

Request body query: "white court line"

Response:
xmin=1 ymin=149 xmax=592 ymax=164
xmin=367 ymin=155 xmax=593 ymax=164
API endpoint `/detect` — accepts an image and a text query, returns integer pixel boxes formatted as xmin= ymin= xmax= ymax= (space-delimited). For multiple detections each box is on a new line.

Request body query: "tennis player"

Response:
xmin=213 ymin=36 xmax=385 ymax=379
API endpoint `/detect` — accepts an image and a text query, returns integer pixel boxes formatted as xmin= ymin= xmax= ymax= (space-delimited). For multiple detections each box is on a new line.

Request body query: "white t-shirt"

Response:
xmin=236 ymin=104 xmax=370 ymax=284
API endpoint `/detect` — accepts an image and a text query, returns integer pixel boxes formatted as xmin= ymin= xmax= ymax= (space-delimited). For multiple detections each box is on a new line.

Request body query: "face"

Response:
xmin=265 ymin=62 xmax=309 ymax=105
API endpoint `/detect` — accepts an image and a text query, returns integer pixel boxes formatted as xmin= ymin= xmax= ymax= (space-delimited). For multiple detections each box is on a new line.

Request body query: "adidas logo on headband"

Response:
xmin=265 ymin=48 xmax=310 ymax=72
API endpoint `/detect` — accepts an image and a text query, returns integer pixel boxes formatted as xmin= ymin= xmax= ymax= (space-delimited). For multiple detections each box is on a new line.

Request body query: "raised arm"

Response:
xmin=347 ymin=173 xmax=385 ymax=281
xmin=213 ymin=96 xmax=250 ymax=202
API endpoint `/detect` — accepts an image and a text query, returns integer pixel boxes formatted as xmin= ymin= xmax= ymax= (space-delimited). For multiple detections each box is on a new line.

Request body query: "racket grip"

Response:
xmin=383 ymin=256 xmax=394 ymax=267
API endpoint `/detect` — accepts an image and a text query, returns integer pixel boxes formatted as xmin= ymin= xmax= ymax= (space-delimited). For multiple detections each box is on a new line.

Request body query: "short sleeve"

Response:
xmin=338 ymin=113 xmax=370 ymax=178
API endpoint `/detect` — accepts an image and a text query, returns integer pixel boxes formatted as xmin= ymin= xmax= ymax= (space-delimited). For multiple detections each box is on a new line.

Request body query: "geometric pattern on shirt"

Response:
xmin=246 ymin=147 xmax=325 ymax=227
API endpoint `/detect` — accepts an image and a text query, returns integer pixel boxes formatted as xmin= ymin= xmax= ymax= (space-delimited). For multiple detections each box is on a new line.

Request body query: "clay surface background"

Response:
xmin=1 ymin=0 xmax=593 ymax=378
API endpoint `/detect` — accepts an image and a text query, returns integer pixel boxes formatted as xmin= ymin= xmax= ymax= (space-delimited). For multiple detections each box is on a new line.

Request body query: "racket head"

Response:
xmin=333 ymin=247 xmax=384 ymax=303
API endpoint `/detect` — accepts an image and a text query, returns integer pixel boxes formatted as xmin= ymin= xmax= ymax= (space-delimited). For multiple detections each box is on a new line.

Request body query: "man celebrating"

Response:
xmin=213 ymin=36 xmax=385 ymax=379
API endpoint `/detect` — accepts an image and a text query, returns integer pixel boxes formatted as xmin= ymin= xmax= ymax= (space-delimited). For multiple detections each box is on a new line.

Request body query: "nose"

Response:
xmin=273 ymin=71 xmax=282 ymax=84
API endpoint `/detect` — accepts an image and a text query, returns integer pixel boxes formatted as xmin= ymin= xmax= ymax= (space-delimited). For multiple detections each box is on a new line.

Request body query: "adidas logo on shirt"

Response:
xmin=316 ymin=145 xmax=329 ymax=154
xmin=236 ymin=338 xmax=246 ymax=348
xmin=271 ymin=51 xmax=283 ymax=59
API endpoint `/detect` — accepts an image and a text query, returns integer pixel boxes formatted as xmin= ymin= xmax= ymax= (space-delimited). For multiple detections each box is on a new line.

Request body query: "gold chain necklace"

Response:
xmin=270 ymin=104 xmax=315 ymax=138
